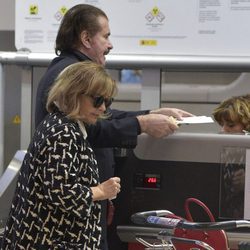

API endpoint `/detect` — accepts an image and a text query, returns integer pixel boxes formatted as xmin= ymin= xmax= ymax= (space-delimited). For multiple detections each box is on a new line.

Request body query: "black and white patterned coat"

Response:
xmin=1 ymin=112 xmax=101 ymax=250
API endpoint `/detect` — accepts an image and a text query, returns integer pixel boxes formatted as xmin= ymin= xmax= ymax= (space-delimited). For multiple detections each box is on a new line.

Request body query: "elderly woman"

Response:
xmin=1 ymin=61 xmax=120 ymax=249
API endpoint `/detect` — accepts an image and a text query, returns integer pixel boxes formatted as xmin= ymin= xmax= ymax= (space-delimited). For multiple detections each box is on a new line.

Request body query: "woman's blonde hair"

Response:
xmin=213 ymin=94 xmax=250 ymax=131
xmin=46 ymin=61 xmax=117 ymax=120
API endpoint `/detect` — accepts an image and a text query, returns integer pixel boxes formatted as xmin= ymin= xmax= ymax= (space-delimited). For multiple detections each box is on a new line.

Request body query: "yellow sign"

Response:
xmin=13 ymin=115 xmax=21 ymax=124
xmin=60 ymin=6 xmax=68 ymax=15
xmin=30 ymin=5 xmax=38 ymax=15
xmin=140 ymin=40 xmax=157 ymax=46
xmin=151 ymin=6 xmax=160 ymax=16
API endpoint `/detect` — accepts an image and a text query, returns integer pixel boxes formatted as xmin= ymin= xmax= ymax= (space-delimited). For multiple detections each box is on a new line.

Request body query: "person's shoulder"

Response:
xmin=38 ymin=112 xmax=78 ymax=134
xmin=49 ymin=54 xmax=78 ymax=72
xmin=38 ymin=54 xmax=78 ymax=88
xmin=47 ymin=51 xmax=89 ymax=73
xmin=34 ymin=114 xmax=85 ymax=149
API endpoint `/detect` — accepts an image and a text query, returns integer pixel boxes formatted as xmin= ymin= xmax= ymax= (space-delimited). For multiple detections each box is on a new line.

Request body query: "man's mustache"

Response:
xmin=104 ymin=49 xmax=111 ymax=55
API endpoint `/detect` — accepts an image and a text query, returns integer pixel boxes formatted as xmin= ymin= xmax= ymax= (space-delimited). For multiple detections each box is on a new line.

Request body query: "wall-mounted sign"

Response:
xmin=15 ymin=0 xmax=250 ymax=56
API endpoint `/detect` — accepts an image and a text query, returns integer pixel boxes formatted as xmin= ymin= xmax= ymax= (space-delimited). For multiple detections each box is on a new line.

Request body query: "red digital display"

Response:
xmin=146 ymin=177 xmax=157 ymax=183
xmin=143 ymin=174 xmax=160 ymax=189
xmin=134 ymin=173 xmax=161 ymax=189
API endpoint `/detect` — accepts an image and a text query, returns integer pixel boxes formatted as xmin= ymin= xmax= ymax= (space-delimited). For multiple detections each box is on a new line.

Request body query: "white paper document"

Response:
xmin=177 ymin=116 xmax=214 ymax=125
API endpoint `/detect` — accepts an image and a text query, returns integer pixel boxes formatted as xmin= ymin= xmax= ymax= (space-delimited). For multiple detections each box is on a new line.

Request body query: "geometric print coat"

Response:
xmin=1 ymin=111 xmax=101 ymax=250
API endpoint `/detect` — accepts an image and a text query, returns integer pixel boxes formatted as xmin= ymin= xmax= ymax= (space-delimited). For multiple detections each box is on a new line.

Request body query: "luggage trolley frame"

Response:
xmin=130 ymin=210 xmax=250 ymax=250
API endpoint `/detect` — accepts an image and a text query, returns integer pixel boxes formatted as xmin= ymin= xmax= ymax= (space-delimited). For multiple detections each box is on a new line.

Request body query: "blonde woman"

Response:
xmin=1 ymin=61 xmax=120 ymax=250
xmin=213 ymin=94 xmax=250 ymax=219
xmin=213 ymin=94 xmax=250 ymax=134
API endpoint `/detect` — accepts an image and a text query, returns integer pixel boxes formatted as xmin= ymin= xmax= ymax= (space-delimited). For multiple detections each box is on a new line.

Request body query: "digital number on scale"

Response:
xmin=134 ymin=173 xmax=161 ymax=190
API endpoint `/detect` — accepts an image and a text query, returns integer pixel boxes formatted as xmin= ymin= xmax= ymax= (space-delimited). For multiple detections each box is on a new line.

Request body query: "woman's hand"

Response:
xmin=91 ymin=177 xmax=121 ymax=201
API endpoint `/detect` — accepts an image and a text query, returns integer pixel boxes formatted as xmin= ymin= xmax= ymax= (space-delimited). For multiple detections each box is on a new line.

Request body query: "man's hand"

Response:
xmin=150 ymin=107 xmax=194 ymax=121
xmin=137 ymin=114 xmax=178 ymax=138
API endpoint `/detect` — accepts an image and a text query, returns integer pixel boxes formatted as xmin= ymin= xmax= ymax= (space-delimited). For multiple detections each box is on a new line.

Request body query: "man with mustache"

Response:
xmin=35 ymin=4 xmax=193 ymax=250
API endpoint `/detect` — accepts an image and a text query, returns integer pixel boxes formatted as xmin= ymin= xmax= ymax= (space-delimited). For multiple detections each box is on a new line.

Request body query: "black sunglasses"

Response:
xmin=90 ymin=95 xmax=114 ymax=108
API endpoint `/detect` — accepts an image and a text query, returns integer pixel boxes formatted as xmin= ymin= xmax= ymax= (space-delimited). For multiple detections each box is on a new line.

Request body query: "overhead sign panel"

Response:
xmin=15 ymin=0 xmax=250 ymax=56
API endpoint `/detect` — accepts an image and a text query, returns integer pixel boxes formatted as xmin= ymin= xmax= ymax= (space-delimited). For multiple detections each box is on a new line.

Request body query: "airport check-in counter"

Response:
xmin=1 ymin=52 xmax=250 ymax=171
xmin=1 ymin=52 xmax=250 ymax=249
xmin=115 ymin=133 xmax=250 ymax=250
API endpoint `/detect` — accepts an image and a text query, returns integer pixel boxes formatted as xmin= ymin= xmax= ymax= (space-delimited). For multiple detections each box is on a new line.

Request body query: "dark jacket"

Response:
xmin=35 ymin=50 xmax=148 ymax=249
